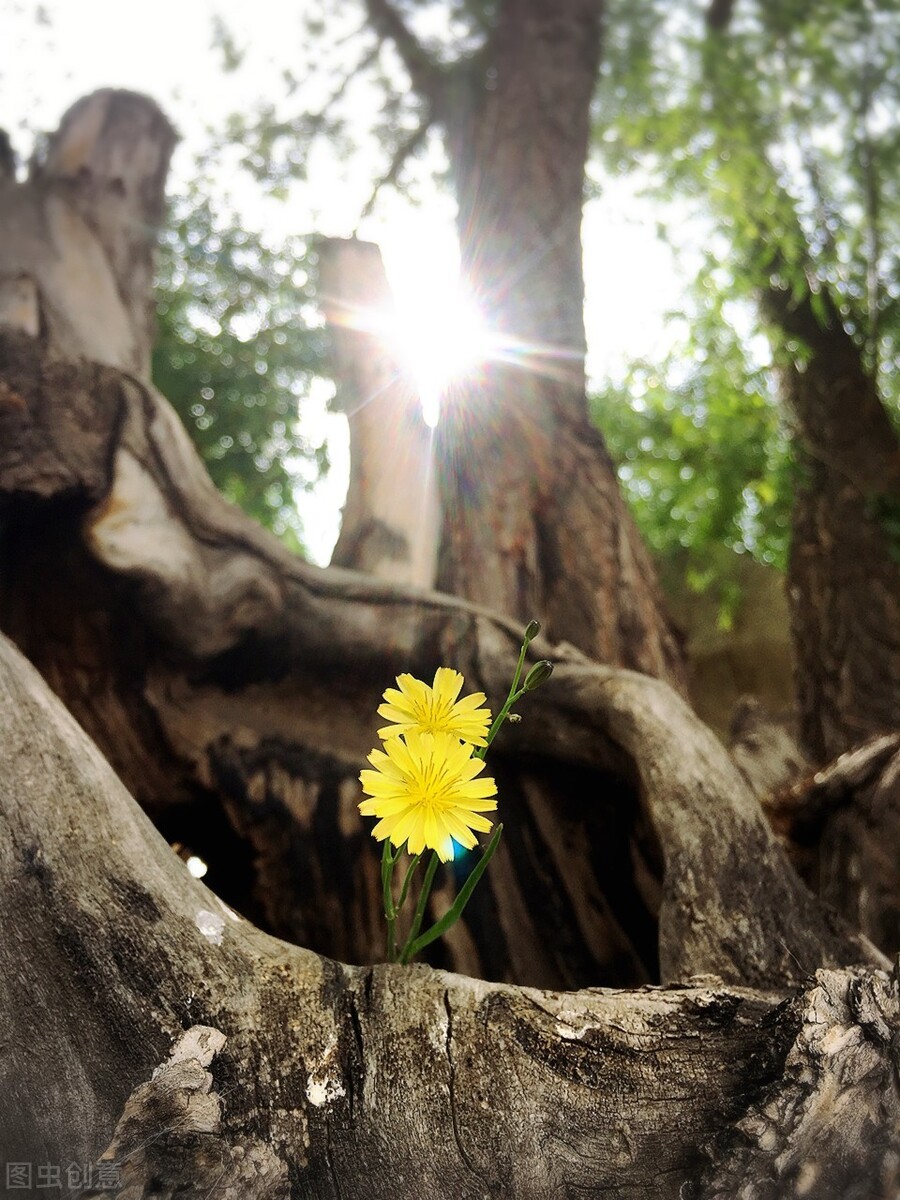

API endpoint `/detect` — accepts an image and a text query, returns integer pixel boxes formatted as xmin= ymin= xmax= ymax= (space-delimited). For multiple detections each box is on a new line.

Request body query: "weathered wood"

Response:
xmin=1 ymin=632 xmax=897 ymax=1199
xmin=319 ymin=237 xmax=440 ymax=588
xmin=763 ymin=734 xmax=900 ymax=957
xmin=363 ymin=0 xmax=688 ymax=688
xmin=729 ymin=695 xmax=809 ymax=801
xmin=0 ymin=328 xmax=884 ymax=996
xmin=0 ymin=90 xmax=174 ymax=375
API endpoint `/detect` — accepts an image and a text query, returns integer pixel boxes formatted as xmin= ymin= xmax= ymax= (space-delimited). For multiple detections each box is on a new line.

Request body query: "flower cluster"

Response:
xmin=359 ymin=668 xmax=497 ymax=862
xmin=358 ymin=624 xmax=552 ymax=964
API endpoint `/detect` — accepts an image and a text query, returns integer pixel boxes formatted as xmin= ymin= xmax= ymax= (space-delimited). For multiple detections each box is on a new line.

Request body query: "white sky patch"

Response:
xmin=2 ymin=0 xmax=690 ymax=565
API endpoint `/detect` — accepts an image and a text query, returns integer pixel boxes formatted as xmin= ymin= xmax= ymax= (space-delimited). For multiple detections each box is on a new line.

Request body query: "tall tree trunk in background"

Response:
xmin=765 ymin=283 xmax=900 ymax=763
xmin=699 ymin=7 xmax=900 ymax=763
xmin=0 ymin=92 xmax=671 ymax=992
xmin=319 ymin=238 xmax=440 ymax=588
xmin=366 ymin=0 xmax=687 ymax=689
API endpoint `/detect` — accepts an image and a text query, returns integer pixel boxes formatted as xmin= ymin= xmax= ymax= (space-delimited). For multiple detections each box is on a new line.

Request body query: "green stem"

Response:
xmin=381 ymin=839 xmax=398 ymax=962
xmin=402 ymin=825 xmax=504 ymax=963
xmin=509 ymin=634 xmax=530 ymax=698
xmin=400 ymin=852 xmax=440 ymax=962
xmin=397 ymin=851 xmax=423 ymax=912
xmin=474 ymin=687 xmax=526 ymax=760
xmin=473 ymin=623 xmax=540 ymax=761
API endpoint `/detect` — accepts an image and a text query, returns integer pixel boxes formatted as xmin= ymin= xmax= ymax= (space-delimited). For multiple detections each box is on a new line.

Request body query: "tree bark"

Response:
xmin=319 ymin=238 xmax=440 ymax=588
xmin=366 ymin=0 xmax=687 ymax=689
xmin=2 ymin=627 xmax=898 ymax=1199
xmin=764 ymin=282 xmax=900 ymax=763
xmin=3 ymin=90 xmax=900 ymax=1198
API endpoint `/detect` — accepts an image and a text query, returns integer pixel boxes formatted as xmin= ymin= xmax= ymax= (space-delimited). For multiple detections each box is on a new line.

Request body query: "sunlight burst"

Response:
xmin=388 ymin=286 xmax=490 ymax=426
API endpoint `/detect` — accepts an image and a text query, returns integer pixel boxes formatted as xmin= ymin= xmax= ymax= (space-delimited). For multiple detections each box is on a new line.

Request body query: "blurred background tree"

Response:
xmin=591 ymin=0 xmax=900 ymax=754
xmin=67 ymin=0 xmax=893 ymax=748
xmin=153 ymin=186 xmax=328 ymax=553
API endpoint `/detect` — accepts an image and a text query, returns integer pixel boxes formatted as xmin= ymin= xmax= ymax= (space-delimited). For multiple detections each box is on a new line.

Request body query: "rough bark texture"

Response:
xmin=0 ymin=326 xmax=888 ymax=991
xmin=778 ymin=315 xmax=900 ymax=763
xmin=366 ymin=0 xmax=688 ymax=689
xmin=319 ymin=238 xmax=440 ymax=588
xmin=2 ymin=631 xmax=899 ymax=1199
xmin=3 ymin=90 xmax=900 ymax=1197
xmin=0 ymin=89 xmax=174 ymax=376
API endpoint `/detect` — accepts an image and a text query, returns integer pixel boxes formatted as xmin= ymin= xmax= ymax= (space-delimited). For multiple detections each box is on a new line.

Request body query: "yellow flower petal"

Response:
xmin=358 ymin=730 xmax=498 ymax=857
xmin=375 ymin=667 xmax=492 ymax=747
xmin=452 ymin=795 xmax=498 ymax=812
xmin=441 ymin=810 xmax=479 ymax=847
xmin=433 ymin=667 xmax=464 ymax=706
xmin=359 ymin=771 xmax=402 ymax=797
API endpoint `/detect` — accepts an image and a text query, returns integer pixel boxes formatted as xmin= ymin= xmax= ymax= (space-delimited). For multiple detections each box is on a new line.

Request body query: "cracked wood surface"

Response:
xmin=1 ymin=631 xmax=898 ymax=1199
xmin=0 ymin=328 xmax=885 ymax=993
xmin=2 ymin=88 xmax=900 ymax=1197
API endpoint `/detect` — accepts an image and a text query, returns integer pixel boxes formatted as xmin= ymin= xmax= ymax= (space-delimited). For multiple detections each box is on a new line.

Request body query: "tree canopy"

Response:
xmin=153 ymin=0 xmax=900 ymax=628
xmin=153 ymin=188 xmax=328 ymax=551
xmin=1 ymin=12 xmax=900 ymax=1191
xmin=592 ymin=0 xmax=900 ymax=593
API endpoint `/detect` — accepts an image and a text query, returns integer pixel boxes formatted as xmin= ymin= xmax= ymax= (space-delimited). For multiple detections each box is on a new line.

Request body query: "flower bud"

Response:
xmin=524 ymin=619 xmax=541 ymax=642
xmin=523 ymin=660 xmax=553 ymax=691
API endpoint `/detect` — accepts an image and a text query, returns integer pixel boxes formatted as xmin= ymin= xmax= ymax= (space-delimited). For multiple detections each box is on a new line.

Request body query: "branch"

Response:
xmin=355 ymin=116 xmax=432 ymax=225
xmin=0 ymin=630 xmax=897 ymax=1198
xmin=0 ymin=328 xmax=886 ymax=991
xmin=762 ymin=269 xmax=900 ymax=497
xmin=363 ymin=0 xmax=444 ymax=105
xmin=705 ymin=0 xmax=737 ymax=31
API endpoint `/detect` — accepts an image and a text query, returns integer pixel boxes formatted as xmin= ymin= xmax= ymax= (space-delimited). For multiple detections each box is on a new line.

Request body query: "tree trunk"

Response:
xmin=319 ymin=238 xmax=440 ymax=588
xmin=1 ymin=617 xmax=898 ymax=1199
xmin=3 ymin=91 xmax=900 ymax=1198
xmin=765 ymin=283 xmax=900 ymax=763
xmin=366 ymin=0 xmax=687 ymax=688
xmin=699 ymin=10 xmax=900 ymax=764
xmin=440 ymin=0 xmax=685 ymax=687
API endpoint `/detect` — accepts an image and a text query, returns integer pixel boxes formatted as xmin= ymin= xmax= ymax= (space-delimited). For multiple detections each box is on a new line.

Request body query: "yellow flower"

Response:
xmin=359 ymin=730 xmax=498 ymax=862
xmin=377 ymin=668 xmax=492 ymax=747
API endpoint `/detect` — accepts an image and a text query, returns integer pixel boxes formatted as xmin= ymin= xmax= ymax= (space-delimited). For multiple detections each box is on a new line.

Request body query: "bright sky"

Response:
xmin=1 ymin=0 xmax=686 ymax=561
